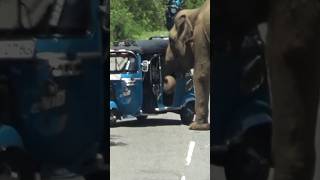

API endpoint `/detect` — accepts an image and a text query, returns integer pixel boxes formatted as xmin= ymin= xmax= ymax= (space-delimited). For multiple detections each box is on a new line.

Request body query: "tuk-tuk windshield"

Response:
xmin=110 ymin=53 xmax=137 ymax=73
xmin=0 ymin=0 xmax=90 ymax=36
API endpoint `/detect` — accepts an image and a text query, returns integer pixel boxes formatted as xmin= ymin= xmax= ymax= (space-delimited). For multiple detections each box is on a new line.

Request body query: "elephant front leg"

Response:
xmin=189 ymin=57 xmax=210 ymax=130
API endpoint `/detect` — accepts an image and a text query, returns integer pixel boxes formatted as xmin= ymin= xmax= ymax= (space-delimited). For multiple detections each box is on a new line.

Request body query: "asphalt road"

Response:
xmin=110 ymin=101 xmax=320 ymax=180
xmin=110 ymin=113 xmax=210 ymax=180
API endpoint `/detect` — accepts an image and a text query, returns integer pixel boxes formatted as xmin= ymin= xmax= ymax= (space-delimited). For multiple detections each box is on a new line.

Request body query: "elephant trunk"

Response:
xmin=163 ymin=75 xmax=176 ymax=95
xmin=163 ymin=57 xmax=178 ymax=95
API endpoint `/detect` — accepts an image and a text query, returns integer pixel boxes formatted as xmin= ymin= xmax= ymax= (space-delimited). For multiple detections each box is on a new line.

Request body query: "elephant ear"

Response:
xmin=175 ymin=14 xmax=193 ymax=55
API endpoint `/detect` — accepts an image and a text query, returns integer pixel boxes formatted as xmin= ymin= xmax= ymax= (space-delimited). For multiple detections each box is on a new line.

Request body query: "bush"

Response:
xmin=184 ymin=0 xmax=206 ymax=9
xmin=110 ymin=0 xmax=206 ymax=42
xmin=110 ymin=0 xmax=141 ymax=42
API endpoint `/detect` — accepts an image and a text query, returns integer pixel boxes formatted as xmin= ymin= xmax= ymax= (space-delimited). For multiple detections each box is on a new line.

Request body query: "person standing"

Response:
xmin=165 ymin=0 xmax=184 ymax=30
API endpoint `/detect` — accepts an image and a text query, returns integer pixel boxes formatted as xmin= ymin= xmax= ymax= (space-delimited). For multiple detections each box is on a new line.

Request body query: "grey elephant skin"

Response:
xmin=164 ymin=0 xmax=210 ymax=130
xmin=215 ymin=0 xmax=320 ymax=180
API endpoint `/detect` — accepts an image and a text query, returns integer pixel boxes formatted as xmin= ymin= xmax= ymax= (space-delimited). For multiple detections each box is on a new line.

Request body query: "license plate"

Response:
xmin=0 ymin=40 xmax=35 ymax=58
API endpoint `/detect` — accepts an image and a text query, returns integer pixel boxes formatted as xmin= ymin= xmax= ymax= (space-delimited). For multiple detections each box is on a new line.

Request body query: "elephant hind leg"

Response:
xmin=189 ymin=23 xmax=211 ymax=130
xmin=193 ymin=59 xmax=210 ymax=124
xmin=267 ymin=2 xmax=320 ymax=179
xmin=269 ymin=44 xmax=320 ymax=180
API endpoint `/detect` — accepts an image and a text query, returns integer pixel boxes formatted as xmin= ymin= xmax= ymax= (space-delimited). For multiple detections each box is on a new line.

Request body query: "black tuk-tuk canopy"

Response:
xmin=110 ymin=45 xmax=143 ymax=54
xmin=111 ymin=39 xmax=168 ymax=57
xmin=136 ymin=39 xmax=168 ymax=55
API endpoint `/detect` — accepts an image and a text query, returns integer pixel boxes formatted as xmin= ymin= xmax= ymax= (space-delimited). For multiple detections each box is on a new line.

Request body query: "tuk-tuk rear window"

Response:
xmin=110 ymin=53 xmax=137 ymax=73
xmin=0 ymin=0 xmax=91 ymax=36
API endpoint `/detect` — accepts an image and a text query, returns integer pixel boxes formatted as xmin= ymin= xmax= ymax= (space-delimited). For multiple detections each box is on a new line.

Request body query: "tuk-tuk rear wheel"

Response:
xmin=224 ymin=125 xmax=271 ymax=180
xmin=180 ymin=101 xmax=195 ymax=125
xmin=224 ymin=145 xmax=270 ymax=180
xmin=84 ymin=169 xmax=108 ymax=180
xmin=137 ymin=115 xmax=148 ymax=121
xmin=0 ymin=147 xmax=37 ymax=180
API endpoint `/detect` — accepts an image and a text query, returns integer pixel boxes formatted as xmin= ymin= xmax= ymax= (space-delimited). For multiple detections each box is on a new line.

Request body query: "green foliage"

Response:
xmin=110 ymin=0 xmax=206 ymax=42
xmin=110 ymin=0 xmax=140 ymax=42
xmin=184 ymin=0 xmax=206 ymax=9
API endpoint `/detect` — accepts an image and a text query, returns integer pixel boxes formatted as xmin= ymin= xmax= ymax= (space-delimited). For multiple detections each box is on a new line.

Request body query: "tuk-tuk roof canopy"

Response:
xmin=111 ymin=39 xmax=168 ymax=56
xmin=135 ymin=39 xmax=168 ymax=55
xmin=111 ymin=45 xmax=142 ymax=54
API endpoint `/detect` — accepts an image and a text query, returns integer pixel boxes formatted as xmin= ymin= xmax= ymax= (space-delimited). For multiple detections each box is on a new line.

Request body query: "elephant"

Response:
xmin=164 ymin=0 xmax=210 ymax=130
xmin=215 ymin=0 xmax=320 ymax=180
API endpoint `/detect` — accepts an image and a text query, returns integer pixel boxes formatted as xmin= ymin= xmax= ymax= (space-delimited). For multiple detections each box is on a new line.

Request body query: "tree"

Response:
xmin=110 ymin=0 xmax=206 ymax=42
xmin=184 ymin=0 xmax=205 ymax=9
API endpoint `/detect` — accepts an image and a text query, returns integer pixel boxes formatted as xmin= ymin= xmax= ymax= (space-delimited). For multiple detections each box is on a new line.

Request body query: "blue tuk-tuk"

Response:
xmin=0 ymin=0 xmax=107 ymax=179
xmin=109 ymin=39 xmax=195 ymax=125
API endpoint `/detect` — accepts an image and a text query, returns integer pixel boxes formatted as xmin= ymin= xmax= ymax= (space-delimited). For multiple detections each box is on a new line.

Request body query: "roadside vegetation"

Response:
xmin=110 ymin=0 xmax=205 ymax=42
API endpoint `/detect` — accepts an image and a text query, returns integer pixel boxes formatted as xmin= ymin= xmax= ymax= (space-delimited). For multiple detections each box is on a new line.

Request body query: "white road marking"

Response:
xmin=181 ymin=175 xmax=186 ymax=180
xmin=185 ymin=141 xmax=196 ymax=166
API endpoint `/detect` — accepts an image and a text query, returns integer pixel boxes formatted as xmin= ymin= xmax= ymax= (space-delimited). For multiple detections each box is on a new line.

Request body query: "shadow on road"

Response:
xmin=112 ymin=118 xmax=183 ymax=128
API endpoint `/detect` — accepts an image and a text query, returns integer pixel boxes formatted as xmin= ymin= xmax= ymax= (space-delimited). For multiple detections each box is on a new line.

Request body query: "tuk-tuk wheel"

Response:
xmin=84 ymin=169 xmax=108 ymax=180
xmin=224 ymin=125 xmax=271 ymax=180
xmin=0 ymin=147 xmax=37 ymax=180
xmin=180 ymin=101 xmax=195 ymax=125
xmin=137 ymin=115 xmax=148 ymax=121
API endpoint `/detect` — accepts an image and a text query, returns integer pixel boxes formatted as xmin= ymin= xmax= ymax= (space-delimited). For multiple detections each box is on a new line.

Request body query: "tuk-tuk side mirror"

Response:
xmin=141 ymin=60 xmax=149 ymax=72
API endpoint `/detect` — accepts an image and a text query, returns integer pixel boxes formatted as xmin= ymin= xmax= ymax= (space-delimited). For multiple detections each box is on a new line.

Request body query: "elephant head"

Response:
xmin=164 ymin=9 xmax=198 ymax=94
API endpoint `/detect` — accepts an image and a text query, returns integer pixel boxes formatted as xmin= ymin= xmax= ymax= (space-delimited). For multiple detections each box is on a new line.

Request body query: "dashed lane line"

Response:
xmin=185 ymin=141 xmax=196 ymax=166
xmin=181 ymin=141 xmax=196 ymax=180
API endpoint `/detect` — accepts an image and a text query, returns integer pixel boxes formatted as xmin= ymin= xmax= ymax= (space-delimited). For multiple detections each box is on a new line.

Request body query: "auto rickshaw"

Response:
xmin=0 ymin=0 xmax=107 ymax=179
xmin=109 ymin=39 xmax=195 ymax=125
